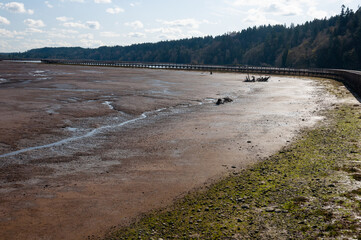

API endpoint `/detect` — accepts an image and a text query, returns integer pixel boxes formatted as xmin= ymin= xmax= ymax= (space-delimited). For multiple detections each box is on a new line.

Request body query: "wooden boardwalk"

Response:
xmin=41 ymin=59 xmax=361 ymax=97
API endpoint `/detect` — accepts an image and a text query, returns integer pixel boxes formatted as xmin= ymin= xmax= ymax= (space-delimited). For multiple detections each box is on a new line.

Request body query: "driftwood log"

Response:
xmin=244 ymin=75 xmax=270 ymax=82
xmin=216 ymin=97 xmax=233 ymax=105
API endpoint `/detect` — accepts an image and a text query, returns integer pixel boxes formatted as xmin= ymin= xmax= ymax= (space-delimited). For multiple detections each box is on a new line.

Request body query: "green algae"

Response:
xmin=105 ymin=89 xmax=361 ymax=239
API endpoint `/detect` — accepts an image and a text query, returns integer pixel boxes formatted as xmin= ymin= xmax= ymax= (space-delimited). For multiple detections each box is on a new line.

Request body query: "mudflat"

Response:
xmin=0 ymin=61 xmax=336 ymax=239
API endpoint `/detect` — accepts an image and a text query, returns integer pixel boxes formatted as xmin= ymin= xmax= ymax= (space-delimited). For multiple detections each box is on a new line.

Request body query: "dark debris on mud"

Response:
xmin=216 ymin=97 xmax=233 ymax=105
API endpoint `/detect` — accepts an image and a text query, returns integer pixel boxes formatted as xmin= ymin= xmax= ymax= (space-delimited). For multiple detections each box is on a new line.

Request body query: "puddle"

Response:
xmin=4 ymin=60 xmax=41 ymax=63
xmin=0 ymin=108 xmax=167 ymax=159
xmin=46 ymin=104 xmax=61 ymax=115
xmin=204 ymin=97 xmax=217 ymax=103
xmin=102 ymin=101 xmax=115 ymax=110
xmin=52 ymin=83 xmax=75 ymax=89
xmin=46 ymin=109 xmax=57 ymax=114
xmin=36 ymin=77 xmax=52 ymax=81
xmin=27 ymin=87 xmax=99 ymax=92
xmin=66 ymin=127 xmax=78 ymax=132
xmin=67 ymin=97 xmax=81 ymax=103
xmin=17 ymin=80 xmax=32 ymax=84
xmin=80 ymin=70 xmax=103 ymax=74
xmin=30 ymin=70 xmax=48 ymax=77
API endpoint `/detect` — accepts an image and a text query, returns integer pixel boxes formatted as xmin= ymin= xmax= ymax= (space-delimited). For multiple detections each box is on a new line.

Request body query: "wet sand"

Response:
xmin=0 ymin=62 xmax=337 ymax=239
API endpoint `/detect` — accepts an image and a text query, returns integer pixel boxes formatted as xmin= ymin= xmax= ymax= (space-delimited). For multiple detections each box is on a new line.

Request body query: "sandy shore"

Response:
xmin=0 ymin=62 xmax=337 ymax=239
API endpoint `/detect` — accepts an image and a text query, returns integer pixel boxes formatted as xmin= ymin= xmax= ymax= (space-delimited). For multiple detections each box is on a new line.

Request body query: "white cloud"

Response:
xmin=146 ymin=18 xmax=207 ymax=40
xmin=0 ymin=28 xmax=14 ymax=37
xmin=59 ymin=0 xmax=85 ymax=2
xmin=0 ymin=16 xmax=10 ymax=25
xmin=63 ymin=22 xmax=86 ymax=28
xmin=0 ymin=40 xmax=11 ymax=51
xmin=47 ymin=28 xmax=78 ymax=39
xmin=227 ymin=0 xmax=267 ymax=7
xmin=243 ymin=8 xmax=279 ymax=25
xmin=145 ymin=27 xmax=185 ymax=40
xmin=187 ymin=30 xmax=204 ymax=37
xmin=106 ymin=7 xmax=124 ymax=14
xmin=308 ymin=7 xmax=328 ymax=19
xmin=222 ymin=0 xmax=330 ymax=27
xmin=130 ymin=2 xmax=140 ymax=7
xmin=24 ymin=19 xmax=46 ymax=28
xmin=157 ymin=19 xmax=203 ymax=29
xmin=126 ymin=32 xmax=145 ymax=38
xmin=0 ymin=28 xmax=25 ymax=38
xmin=79 ymin=33 xmax=94 ymax=39
xmin=4 ymin=2 xmax=33 ymax=14
xmin=26 ymin=28 xmax=44 ymax=33
xmin=94 ymin=0 xmax=112 ymax=3
xmin=86 ymin=21 xmax=100 ymax=30
xmin=56 ymin=16 xmax=74 ymax=22
xmin=62 ymin=20 xmax=100 ymax=30
xmin=9 ymin=38 xmax=75 ymax=52
xmin=124 ymin=20 xmax=144 ymax=29
xmin=266 ymin=3 xmax=303 ymax=16
xmin=79 ymin=38 xmax=103 ymax=48
xmin=45 ymin=1 xmax=53 ymax=8
xmin=100 ymin=31 xmax=120 ymax=37
xmin=145 ymin=28 xmax=178 ymax=34
xmin=225 ymin=0 xmax=328 ymax=19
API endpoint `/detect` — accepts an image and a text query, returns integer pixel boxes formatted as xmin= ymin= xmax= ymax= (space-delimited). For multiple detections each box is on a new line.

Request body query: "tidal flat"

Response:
xmin=0 ymin=61 xmax=349 ymax=239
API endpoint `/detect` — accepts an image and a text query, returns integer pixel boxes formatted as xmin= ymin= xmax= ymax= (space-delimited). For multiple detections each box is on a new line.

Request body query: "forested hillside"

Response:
xmin=6 ymin=6 xmax=361 ymax=70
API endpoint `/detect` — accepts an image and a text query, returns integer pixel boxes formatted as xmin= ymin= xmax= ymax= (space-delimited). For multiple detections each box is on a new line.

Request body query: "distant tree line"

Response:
xmin=5 ymin=6 xmax=361 ymax=70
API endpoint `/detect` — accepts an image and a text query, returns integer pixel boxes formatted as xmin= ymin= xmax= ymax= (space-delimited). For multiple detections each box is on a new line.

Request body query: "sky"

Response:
xmin=0 ymin=0 xmax=360 ymax=53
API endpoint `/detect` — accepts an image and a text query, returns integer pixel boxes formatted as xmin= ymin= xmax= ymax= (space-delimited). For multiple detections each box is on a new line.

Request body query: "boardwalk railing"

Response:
xmin=41 ymin=59 xmax=361 ymax=97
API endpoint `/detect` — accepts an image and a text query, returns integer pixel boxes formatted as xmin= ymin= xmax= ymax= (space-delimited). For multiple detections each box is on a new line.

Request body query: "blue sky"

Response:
xmin=0 ymin=0 xmax=360 ymax=52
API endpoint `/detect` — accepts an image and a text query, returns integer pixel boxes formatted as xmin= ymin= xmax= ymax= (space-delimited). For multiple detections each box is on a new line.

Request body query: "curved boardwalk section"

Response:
xmin=42 ymin=59 xmax=361 ymax=97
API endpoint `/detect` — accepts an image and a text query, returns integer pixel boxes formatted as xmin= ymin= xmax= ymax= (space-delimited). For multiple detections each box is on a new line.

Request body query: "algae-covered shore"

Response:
xmin=106 ymin=82 xmax=361 ymax=239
